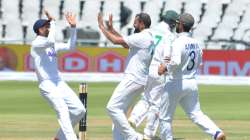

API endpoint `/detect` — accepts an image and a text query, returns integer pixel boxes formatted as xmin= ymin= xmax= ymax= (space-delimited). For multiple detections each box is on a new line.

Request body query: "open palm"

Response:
xmin=65 ymin=12 xmax=76 ymax=27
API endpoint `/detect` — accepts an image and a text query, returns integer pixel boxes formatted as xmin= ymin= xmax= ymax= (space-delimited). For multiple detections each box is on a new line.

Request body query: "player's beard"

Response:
xmin=45 ymin=31 xmax=49 ymax=37
xmin=134 ymin=28 xmax=140 ymax=33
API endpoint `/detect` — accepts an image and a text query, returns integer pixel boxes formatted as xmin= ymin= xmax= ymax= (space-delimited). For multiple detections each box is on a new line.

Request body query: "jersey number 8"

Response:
xmin=187 ymin=51 xmax=196 ymax=71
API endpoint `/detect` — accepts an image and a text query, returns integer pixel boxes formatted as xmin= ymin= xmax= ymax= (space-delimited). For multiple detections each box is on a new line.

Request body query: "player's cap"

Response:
xmin=33 ymin=19 xmax=50 ymax=34
xmin=162 ymin=10 xmax=179 ymax=24
xmin=178 ymin=13 xmax=194 ymax=29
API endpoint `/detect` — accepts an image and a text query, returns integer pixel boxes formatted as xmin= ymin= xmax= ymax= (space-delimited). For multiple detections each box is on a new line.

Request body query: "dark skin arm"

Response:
xmin=106 ymin=14 xmax=122 ymax=37
xmin=98 ymin=13 xmax=129 ymax=49
xmin=44 ymin=10 xmax=55 ymax=21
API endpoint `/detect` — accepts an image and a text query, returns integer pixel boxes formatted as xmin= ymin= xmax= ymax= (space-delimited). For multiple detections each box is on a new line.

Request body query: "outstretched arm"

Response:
xmin=44 ymin=10 xmax=56 ymax=42
xmin=55 ymin=12 xmax=77 ymax=52
xmin=98 ymin=13 xmax=129 ymax=48
xmin=107 ymin=14 xmax=122 ymax=37
xmin=45 ymin=10 xmax=55 ymax=22
xmin=65 ymin=12 xmax=76 ymax=28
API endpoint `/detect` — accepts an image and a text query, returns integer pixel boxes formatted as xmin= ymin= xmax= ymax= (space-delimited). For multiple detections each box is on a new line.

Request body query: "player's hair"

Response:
xmin=136 ymin=13 xmax=151 ymax=28
xmin=180 ymin=13 xmax=194 ymax=32
xmin=183 ymin=24 xmax=192 ymax=32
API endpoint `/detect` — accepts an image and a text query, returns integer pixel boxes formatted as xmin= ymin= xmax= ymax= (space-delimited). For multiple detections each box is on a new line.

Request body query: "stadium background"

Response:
xmin=0 ymin=0 xmax=250 ymax=140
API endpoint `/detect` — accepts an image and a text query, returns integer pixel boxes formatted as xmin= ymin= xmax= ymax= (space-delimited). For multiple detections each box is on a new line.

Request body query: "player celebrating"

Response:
xmin=31 ymin=11 xmax=85 ymax=140
xmin=128 ymin=10 xmax=179 ymax=140
xmin=98 ymin=13 xmax=153 ymax=140
xmin=158 ymin=13 xmax=226 ymax=140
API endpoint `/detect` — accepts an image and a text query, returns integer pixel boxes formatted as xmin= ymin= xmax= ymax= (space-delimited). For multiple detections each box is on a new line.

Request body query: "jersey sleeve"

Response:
xmin=55 ymin=28 xmax=77 ymax=52
xmin=47 ymin=21 xmax=56 ymax=43
xmin=150 ymin=43 xmax=165 ymax=78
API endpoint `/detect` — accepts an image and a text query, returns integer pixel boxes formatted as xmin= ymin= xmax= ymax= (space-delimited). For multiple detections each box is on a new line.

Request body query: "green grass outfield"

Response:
xmin=0 ymin=81 xmax=250 ymax=140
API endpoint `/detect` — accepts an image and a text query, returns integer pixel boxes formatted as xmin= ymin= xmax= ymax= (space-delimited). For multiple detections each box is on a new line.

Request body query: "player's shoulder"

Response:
xmin=176 ymin=33 xmax=194 ymax=43
xmin=142 ymin=29 xmax=152 ymax=35
xmin=172 ymin=34 xmax=183 ymax=43
xmin=188 ymin=36 xmax=201 ymax=46
xmin=32 ymin=36 xmax=49 ymax=47
xmin=168 ymin=32 xmax=176 ymax=40
xmin=32 ymin=37 xmax=39 ymax=47
xmin=137 ymin=29 xmax=154 ymax=40
xmin=151 ymin=22 xmax=171 ymax=35
xmin=155 ymin=22 xmax=168 ymax=30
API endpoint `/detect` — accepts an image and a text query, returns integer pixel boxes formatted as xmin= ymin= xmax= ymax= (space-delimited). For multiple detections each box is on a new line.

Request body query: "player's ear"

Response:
xmin=142 ymin=23 xmax=146 ymax=30
xmin=37 ymin=28 xmax=42 ymax=35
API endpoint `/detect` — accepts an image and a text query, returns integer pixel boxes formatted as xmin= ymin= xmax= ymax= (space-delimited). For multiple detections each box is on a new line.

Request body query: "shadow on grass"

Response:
xmin=151 ymin=136 xmax=185 ymax=140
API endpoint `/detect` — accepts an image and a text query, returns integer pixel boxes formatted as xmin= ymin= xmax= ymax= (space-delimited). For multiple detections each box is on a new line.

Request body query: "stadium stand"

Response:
xmin=212 ymin=0 xmax=247 ymax=41
xmin=184 ymin=0 xmax=203 ymax=25
xmin=22 ymin=0 xmax=39 ymax=43
xmin=1 ymin=0 xmax=22 ymax=43
xmin=0 ymin=0 xmax=249 ymax=49
xmin=192 ymin=0 xmax=224 ymax=43
xmin=233 ymin=3 xmax=250 ymax=42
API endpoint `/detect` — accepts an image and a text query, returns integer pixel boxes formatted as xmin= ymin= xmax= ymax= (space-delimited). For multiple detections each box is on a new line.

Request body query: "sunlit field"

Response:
xmin=0 ymin=81 xmax=249 ymax=140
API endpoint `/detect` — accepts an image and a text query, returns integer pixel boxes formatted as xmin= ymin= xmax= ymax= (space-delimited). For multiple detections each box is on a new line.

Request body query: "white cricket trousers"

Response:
xmin=106 ymin=78 xmax=144 ymax=140
xmin=39 ymin=80 xmax=86 ymax=140
xmin=129 ymin=76 xmax=164 ymax=137
xmin=160 ymin=79 xmax=222 ymax=140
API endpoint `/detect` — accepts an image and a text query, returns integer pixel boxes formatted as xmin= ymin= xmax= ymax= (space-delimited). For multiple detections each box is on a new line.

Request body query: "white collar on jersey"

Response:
xmin=178 ymin=32 xmax=192 ymax=37
xmin=36 ymin=35 xmax=48 ymax=40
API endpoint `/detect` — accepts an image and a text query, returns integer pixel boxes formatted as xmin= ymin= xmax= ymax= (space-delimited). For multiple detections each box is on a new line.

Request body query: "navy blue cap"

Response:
xmin=33 ymin=19 xmax=50 ymax=34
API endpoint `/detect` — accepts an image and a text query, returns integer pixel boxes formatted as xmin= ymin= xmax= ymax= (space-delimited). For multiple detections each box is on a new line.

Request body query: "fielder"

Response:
xmin=31 ymin=11 xmax=85 ymax=140
xmin=158 ymin=13 xmax=226 ymax=140
xmin=128 ymin=10 xmax=179 ymax=140
xmin=98 ymin=13 xmax=153 ymax=140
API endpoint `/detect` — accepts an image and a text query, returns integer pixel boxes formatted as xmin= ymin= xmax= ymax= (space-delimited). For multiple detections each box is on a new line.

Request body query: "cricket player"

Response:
xmin=31 ymin=11 xmax=85 ymax=140
xmin=98 ymin=13 xmax=153 ymax=140
xmin=158 ymin=13 xmax=226 ymax=140
xmin=128 ymin=10 xmax=179 ymax=140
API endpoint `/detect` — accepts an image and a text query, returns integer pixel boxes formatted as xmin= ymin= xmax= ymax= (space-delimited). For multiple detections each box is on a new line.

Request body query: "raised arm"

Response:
xmin=45 ymin=10 xmax=55 ymax=22
xmin=32 ymin=10 xmax=55 ymax=50
xmin=107 ymin=14 xmax=122 ymax=37
xmin=98 ymin=13 xmax=129 ymax=48
xmin=65 ymin=12 xmax=76 ymax=28
xmin=44 ymin=10 xmax=56 ymax=43
xmin=55 ymin=12 xmax=77 ymax=52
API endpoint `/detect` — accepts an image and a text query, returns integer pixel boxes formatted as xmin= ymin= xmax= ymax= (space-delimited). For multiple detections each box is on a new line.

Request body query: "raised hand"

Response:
xmin=98 ymin=13 xmax=105 ymax=30
xmin=107 ymin=14 xmax=113 ymax=31
xmin=44 ymin=10 xmax=55 ymax=21
xmin=65 ymin=12 xmax=76 ymax=27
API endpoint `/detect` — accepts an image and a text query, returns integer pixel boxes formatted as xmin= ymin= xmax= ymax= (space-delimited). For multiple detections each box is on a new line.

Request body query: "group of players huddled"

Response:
xmin=31 ymin=9 xmax=226 ymax=140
